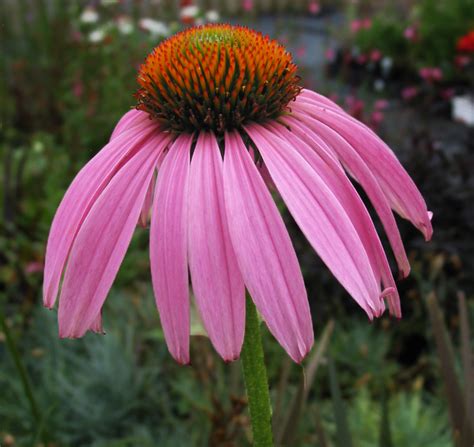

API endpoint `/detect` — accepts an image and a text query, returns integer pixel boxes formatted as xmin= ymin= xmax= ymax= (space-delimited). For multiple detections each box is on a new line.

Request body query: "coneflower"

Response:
xmin=43 ymin=24 xmax=432 ymax=366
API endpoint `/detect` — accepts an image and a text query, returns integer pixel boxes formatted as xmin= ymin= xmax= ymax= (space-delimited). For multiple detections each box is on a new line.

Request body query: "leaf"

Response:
xmin=328 ymin=354 xmax=353 ymax=447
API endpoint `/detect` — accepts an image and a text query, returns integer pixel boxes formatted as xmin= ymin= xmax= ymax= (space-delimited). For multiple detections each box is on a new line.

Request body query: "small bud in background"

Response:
xmin=80 ymin=7 xmax=99 ymax=24
xmin=116 ymin=15 xmax=134 ymax=35
xmin=88 ymin=29 xmax=106 ymax=44
xmin=205 ymin=10 xmax=219 ymax=23
xmin=139 ymin=18 xmax=169 ymax=37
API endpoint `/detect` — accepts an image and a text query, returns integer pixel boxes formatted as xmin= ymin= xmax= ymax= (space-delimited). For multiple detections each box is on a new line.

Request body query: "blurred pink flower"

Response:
xmin=350 ymin=19 xmax=362 ymax=33
xmin=325 ymin=47 xmax=336 ymax=62
xmin=309 ymin=1 xmax=321 ymax=14
xmin=455 ymin=55 xmax=471 ymax=68
xmin=345 ymin=95 xmax=365 ymax=119
xmin=440 ymin=88 xmax=455 ymax=100
xmin=419 ymin=67 xmax=443 ymax=82
xmin=242 ymin=0 xmax=253 ymax=12
xmin=26 ymin=261 xmax=44 ymax=274
xmin=403 ymin=25 xmax=418 ymax=42
xmin=296 ymin=46 xmax=306 ymax=58
xmin=370 ymin=110 xmax=384 ymax=128
xmin=73 ymin=80 xmax=84 ymax=99
xmin=370 ymin=49 xmax=382 ymax=62
xmin=351 ymin=18 xmax=371 ymax=33
xmin=401 ymin=86 xmax=419 ymax=100
xmin=374 ymin=99 xmax=389 ymax=110
xmin=357 ymin=53 xmax=368 ymax=64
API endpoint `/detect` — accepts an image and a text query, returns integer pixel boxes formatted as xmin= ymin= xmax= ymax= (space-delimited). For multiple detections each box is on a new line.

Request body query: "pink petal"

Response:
xmin=58 ymin=133 xmax=169 ymax=338
xmin=43 ymin=118 xmax=157 ymax=308
xmin=246 ymin=124 xmax=385 ymax=318
xmin=286 ymin=113 xmax=410 ymax=279
xmin=89 ymin=313 xmax=103 ymax=334
xmin=150 ymin=134 xmax=193 ymax=364
xmin=110 ymin=109 xmax=150 ymax=140
xmin=188 ymin=132 xmax=245 ymax=361
xmin=138 ymin=173 xmax=155 ymax=228
xmin=266 ymin=121 xmax=401 ymax=316
xmin=223 ymin=131 xmax=313 ymax=363
xmin=299 ymin=88 xmax=344 ymax=112
xmin=293 ymin=96 xmax=433 ymax=240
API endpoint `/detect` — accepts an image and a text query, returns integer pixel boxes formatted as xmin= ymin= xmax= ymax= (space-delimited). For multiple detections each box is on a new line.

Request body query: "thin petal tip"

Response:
xmin=291 ymin=337 xmax=314 ymax=364
xmin=421 ymin=211 xmax=434 ymax=241
xmin=170 ymin=349 xmax=190 ymax=365
xmin=175 ymin=357 xmax=191 ymax=366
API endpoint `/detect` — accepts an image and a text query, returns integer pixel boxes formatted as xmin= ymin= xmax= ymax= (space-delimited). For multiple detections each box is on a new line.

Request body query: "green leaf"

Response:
xmin=328 ymin=355 xmax=353 ymax=447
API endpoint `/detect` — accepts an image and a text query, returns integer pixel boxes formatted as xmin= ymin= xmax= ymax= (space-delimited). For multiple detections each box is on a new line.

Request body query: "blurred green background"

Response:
xmin=1 ymin=0 xmax=473 ymax=446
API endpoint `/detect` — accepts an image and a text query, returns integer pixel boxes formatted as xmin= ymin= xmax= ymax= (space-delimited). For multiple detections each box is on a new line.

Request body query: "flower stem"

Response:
xmin=241 ymin=296 xmax=274 ymax=447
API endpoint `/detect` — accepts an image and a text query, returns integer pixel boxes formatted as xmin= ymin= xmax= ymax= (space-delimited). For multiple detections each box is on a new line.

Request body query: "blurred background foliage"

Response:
xmin=1 ymin=0 xmax=473 ymax=446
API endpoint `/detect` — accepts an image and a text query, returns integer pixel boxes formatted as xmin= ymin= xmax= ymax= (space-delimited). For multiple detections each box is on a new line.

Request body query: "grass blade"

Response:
xmin=426 ymin=292 xmax=466 ymax=445
xmin=276 ymin=320 xmax=334 ymax=445
xmin=378 ymin=387 xmax=392 ymax=447
xmin=458 ymin=292 xmax=474 ymax=446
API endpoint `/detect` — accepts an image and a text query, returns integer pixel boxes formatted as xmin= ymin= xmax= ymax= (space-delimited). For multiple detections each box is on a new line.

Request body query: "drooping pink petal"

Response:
xmin=286 ymin=113 xmax=410 ymax=279
xmin=293 ymin=96 xmax=433 ymax=240
xmin=110 ymin=109 xmax=150 ymax=140
xmin=89 ymin=313 xmax=103 ymax=334
xmin=138 ymin=173 xmax=155 ymax=228
xmin=188 ymin=132 xmax=245 ymax=361
xmin=43 ymin=118 xmax=158 ymax=308
xmin=266 ymin=121 xmax=401 ymax=316
xmin=150 ymin=134 xmax=193 ymax=365
xmin=246 ymin=124 xmax=385 ymax=318
xmin=223 ymin=131 xmax=313 ymax=363
xmin=299 ymin=88 xmax=344 ymax=112
xmin=58 ymin=133 xmax=169 ymax=338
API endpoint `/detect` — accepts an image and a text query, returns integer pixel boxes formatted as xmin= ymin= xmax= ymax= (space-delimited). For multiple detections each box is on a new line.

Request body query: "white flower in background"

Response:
xmin=139 ymin=18 xmax=170 ymax=36
xmin=374 ymin=79 xmax=385 ymax=91
xmin=180 ymin=5 xmax=200 ymax=20
xmin=116 ymin=16 xmax=134 ymax=35
xmin=381 ymin=57 xmax=393 ymax=76
xmin=80 ymin=6 xmax=99 ymax=24
xmin=452 ymin=95 xmax=474 ymax=127
xmin=195 ymin=17 xmax=204 ymax=26
xmin=205 ymin=10 xmax=219 ymax=22
xmin=88 ymin=28 xmax=106 ymax=43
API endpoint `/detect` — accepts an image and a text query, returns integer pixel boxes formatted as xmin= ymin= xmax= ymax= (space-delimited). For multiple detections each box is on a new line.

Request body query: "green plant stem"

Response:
xmin=241 ymin=296 xmax=274 ymax=447
xmin=1 ymin=314 xmax=41 ymax=426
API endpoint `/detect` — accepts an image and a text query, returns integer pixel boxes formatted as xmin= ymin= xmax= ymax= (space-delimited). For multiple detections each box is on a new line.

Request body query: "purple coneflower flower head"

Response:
xmin=43 ymin=25 xmax=432 ymax=365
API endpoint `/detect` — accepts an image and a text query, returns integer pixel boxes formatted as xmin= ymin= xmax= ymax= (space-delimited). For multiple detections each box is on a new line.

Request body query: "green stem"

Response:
xmin=1 ymin=314 xmax=42 ymax=427
xmin=241 ymin=296 xmax=274 ymax=447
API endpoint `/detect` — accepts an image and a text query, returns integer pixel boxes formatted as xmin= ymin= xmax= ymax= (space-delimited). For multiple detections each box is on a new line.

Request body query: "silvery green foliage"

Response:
xmin=0 ymin=293 xmax=210 ymax=446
